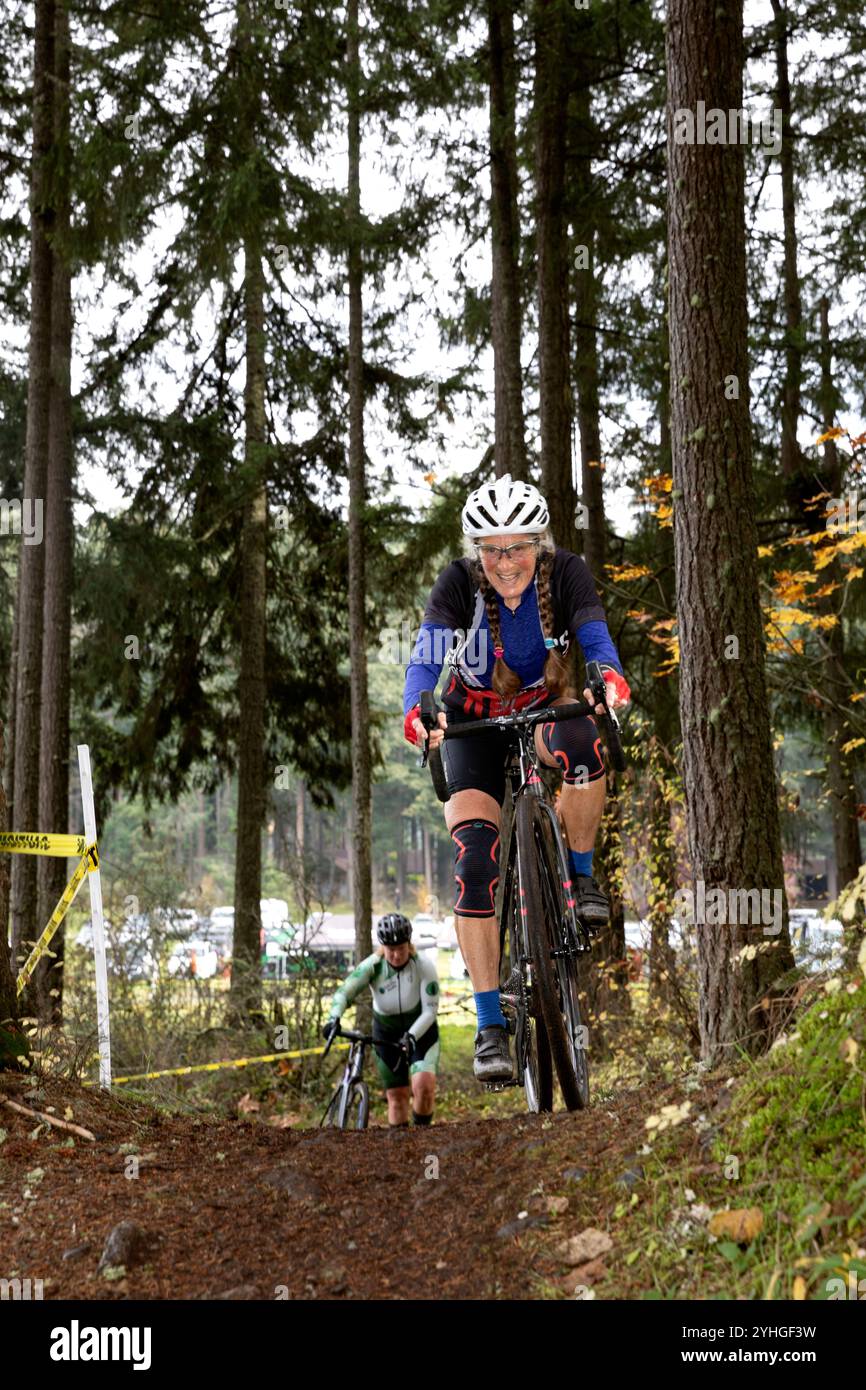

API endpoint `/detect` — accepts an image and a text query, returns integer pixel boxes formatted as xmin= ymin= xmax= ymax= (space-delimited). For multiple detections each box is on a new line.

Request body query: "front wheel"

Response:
xmin=516 ymin=797 xmax=589 ymax=1111
xmin=320 ymin=1087 xmax=343 ymax=1128
xmin=345 ymin=1081 xmax=369 ymax=1130
xmin=501 ymin=851 xmax=553 ymax=1113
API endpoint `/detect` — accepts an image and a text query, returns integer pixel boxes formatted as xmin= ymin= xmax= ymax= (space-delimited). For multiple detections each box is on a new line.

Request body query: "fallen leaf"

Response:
xmin=708 ymin=1208 xmax=764 ymax=1243
xmin=792 ymin=1275 xmax=807 ymax=1300
xmin=237 ymin=1093 xmax=261 ymax=1114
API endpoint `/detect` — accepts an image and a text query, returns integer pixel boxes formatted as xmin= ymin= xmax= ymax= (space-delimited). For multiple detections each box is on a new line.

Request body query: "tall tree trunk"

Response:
xmin=816 ymin=296 xmax=861 ymax=893
xmin=229 ymin=1 xmax=266 ymax=1022
xmin=35 ymin=0 xmax=72 ymax=1024
xmin=0 ymin=722 xmax=25 ymax=1065
xmin=535 ymin=0 xmax=574 ymax=546
xmin=489 ymin=0 xmax=528 ymax=480
xmin=571 ymin=81 xmax=604 ymax=579
xmin=396 ymin=818 xmax=405 ymax=909
xmin=11 ymin=0 xmax=55 ymax=967
xmin=422 ymin=822 xmax=433 ymax=901
xmin=4 ymin=575 xmax=20 ymax=822
xmin=568 ymin=70 xmax=629 ymax=1044
xmin=197 ymin=790 xmax=206 ymax=864
xmin=295 ymin=776 xmax=305 ymax=858
xmin=347 ymin=0 xmax=373 ymax=987
xmin=666 ymin=0 xmax=795 ymax=1064
xmin=770 ymin=0 xmax=803 ymax=482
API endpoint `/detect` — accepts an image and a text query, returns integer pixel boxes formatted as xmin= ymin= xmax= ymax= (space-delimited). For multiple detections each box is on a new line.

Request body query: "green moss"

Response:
xmin=587 ymin=976 xmax=865 ymax=1300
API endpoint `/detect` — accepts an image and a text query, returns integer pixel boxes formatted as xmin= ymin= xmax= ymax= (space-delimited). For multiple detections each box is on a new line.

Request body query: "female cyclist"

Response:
xmin=323 ymin=913 xmax=440 ymax=1127
xmin=402 ymin=473 xmax=630 ymax=1084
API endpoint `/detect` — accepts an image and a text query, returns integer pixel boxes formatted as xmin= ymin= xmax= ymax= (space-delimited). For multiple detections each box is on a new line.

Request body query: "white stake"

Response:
xmin=77 ymin=745 xmax=111 ymax=1089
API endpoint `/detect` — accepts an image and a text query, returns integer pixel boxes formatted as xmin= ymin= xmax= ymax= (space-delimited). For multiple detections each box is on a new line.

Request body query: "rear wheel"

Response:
xmin=516 ymin=797 xmax=588 ymax=1111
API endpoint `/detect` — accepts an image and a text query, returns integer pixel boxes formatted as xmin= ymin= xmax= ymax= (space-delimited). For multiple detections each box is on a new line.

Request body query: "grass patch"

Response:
xmin=581 ymin=972 xmax=866 ymax=1300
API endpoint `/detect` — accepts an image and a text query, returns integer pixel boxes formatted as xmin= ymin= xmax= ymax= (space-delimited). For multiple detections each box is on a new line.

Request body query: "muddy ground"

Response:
xmin=0 ymin=1069 xmax=716 ymax=1300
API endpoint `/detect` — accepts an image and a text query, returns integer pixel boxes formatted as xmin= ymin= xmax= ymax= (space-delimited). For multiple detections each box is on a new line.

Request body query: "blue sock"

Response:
xmin=475 ymin=988 xmax=506 ymax=1031
xmin=570 ymin=849 xmax=594 ymax=879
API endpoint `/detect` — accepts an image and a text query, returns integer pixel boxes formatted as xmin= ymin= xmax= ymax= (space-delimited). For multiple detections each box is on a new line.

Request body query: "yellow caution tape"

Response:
xmin=103 ymin=1042 xmax=350 ymax=1086
xmin=16 ymin=852 xmax=92 ymax=995
xmin=0 ymin=831 xmax=89 ymax=858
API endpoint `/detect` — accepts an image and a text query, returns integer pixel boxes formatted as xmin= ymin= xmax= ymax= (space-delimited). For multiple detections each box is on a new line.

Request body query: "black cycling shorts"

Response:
xmin=372 ymin=1015 xmax=439 ymax=1088
xmin=440 ymin=691 xmax=603 ymax=804
xmin=439 ymin=708 xmax=515 ymax=805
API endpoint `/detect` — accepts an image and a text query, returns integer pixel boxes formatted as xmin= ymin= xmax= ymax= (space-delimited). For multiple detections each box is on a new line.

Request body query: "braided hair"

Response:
xmin=468 ymin=537 xmax=575 ymax=701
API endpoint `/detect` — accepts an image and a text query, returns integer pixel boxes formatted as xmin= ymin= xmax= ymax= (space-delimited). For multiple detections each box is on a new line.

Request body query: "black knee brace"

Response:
xmin=540 ymin=714 xmax=605 ymax=785
xmin=450 ymin=818 xmax=500 ymax=918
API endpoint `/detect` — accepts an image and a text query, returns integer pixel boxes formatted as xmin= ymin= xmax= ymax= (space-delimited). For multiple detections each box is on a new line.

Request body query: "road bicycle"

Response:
xmin=319 ymin=1024 xmax=407 ymax=1130
xmin=419 ymin=661 xmax=626 ymax=1114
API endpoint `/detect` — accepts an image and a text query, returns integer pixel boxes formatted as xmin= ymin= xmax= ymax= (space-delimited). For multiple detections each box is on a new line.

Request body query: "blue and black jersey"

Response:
xmin=403 ymin=547 xmax=622 ymax=716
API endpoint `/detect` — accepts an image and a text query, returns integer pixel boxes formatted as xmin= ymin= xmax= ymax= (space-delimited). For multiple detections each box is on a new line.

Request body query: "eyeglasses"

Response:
xmin=475 ymin=540 xmax=540 ymax=563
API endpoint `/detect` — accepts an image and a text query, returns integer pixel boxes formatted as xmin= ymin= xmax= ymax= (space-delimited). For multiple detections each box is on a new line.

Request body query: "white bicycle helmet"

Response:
xmin=461 ymin=472 xmax=550 ymax=538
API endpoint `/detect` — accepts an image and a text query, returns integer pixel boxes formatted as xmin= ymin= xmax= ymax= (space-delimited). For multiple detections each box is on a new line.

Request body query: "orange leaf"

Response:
xmin=708 ymin=1208 xmax=764 ymax=1242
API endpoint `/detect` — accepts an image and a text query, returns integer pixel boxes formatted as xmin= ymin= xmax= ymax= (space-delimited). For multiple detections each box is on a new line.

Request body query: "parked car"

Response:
xmin=449 ymin=946 xmax=470 ymax=981
xmin=789 ymin=908 xmax=844 ymax=973
xmin=410 ymin=913 xmax=439 ymax=952
xmin=166 ymin=938 xmax=219 ymax=979
xmin=75 ymin=914 xmax=158 ymax=983
xmin=202 ymin=907 xmax=234 ymax=961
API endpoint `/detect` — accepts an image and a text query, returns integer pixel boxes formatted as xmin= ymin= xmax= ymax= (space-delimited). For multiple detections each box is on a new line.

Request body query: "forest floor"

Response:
xmin=0 ymin=1061 xmax=721 ymax=1300
xmin=1 ymin=970 xmax=863 ymax=1301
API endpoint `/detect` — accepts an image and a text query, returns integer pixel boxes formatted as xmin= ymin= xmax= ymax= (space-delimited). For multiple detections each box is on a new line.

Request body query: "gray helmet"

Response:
xmin=376 ymin=913 xmax=413 ymax=945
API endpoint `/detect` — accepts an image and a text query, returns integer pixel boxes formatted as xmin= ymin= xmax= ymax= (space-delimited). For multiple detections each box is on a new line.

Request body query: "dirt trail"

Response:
xmin=0 ymin=1070 xmax=697 ymax=1299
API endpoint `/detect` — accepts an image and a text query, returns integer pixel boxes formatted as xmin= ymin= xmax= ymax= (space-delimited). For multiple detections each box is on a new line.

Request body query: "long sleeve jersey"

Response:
xmin=403 ymin=547 xmax=623 ymax=715
xmin=329 ymin=950 xmax=440 ymax=1038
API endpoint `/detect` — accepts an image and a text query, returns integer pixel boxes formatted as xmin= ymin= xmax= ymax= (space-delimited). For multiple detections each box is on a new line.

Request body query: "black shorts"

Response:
xmin=440 ymin=708 xmax=517 ymax=805
xmin=372 ymin=1015 xmax=440 ymax=1088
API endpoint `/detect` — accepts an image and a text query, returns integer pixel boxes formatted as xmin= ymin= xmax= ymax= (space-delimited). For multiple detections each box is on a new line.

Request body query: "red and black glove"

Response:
xmin=600 ymin=667 xmax=631 ymax=709
xmin=403 ymin=705 xmax=422 ymax=746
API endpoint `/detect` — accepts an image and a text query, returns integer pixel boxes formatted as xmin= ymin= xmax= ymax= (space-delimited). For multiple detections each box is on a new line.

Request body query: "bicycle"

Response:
xmin=419 ymin=660 xmax=626 ymax=1114
xmin=319 ymin=1024 xmax=408 ymax=1130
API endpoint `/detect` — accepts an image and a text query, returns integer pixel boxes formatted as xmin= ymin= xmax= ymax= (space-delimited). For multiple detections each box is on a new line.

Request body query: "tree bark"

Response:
xmin=816 ymin=296 xmax=861 ymax=892
xmin=347 ymin=0 xmax=373 ymax=986
xmin=295 ymin=776 xmax=305 ymax=858
xmin=422 ymin=821 xmax=433 ymax=900
xmin=571 ymin=81 xmax=605 ymax=579
xmin=666 ymin=0 xmax=795 ymax=1064
xmin=489 ymin=0 xmax=528 ymax=480
xmin=396 ymin=817 xmax=405 ymax=908
xmin=11 ymin=0 xmax=55 ymax=966
xmin=35 ymin=0 xmax=73 ymax=1024
xmin=0 ymin=722 xmax=25 ymax=1066
xmin=229 ymin=0 xmax=266 ymax=1022
xmin=770 ymin=0 xmax=803 ymax=481
xmin=535 ymin=0 xmax=574 ymax=547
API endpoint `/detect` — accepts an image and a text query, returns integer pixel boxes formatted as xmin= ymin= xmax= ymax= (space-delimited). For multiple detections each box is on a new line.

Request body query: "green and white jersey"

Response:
xmin=330 ymin=950 xmax=440 ymax=1038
